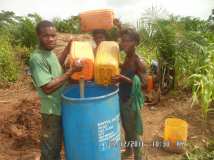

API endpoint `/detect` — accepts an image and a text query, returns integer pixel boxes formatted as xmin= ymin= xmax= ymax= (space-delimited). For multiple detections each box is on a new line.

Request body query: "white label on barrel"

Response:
xmin=97 ymin=114 xmax=120 ymax=151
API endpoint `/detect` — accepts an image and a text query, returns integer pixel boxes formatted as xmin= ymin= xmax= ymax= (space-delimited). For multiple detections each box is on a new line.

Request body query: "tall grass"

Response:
xmin=138 ymin=15 xmax=214 ymax=120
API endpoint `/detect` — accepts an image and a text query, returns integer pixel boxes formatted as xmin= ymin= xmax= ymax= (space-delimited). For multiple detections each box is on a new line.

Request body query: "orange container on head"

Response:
xmin=69 ymin=41 xmax=94 ymax=80
xmin=80 ymin=9 xmax=114 ymax=32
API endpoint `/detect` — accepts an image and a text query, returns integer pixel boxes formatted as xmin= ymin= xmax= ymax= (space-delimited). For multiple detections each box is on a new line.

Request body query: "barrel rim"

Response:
xmin=62 ymin=83 xmax=119 ymax=102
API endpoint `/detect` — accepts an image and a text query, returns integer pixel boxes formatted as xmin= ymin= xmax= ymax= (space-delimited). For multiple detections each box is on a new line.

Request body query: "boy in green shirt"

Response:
xmin=29 ymin=20 xmax=82 ymax=160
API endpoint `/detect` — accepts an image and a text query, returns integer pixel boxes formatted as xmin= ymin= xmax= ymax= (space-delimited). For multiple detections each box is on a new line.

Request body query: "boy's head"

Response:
xmin=120 ymin=28 xmax=140 ymax=53
xmin=36 ymin=20 xmax=57 ymax=51
xmin=92 ymin=29 xmax=107 ymax=46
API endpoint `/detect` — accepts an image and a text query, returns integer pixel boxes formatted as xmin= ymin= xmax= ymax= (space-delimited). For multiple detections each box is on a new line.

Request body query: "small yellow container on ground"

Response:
xmin=164 ymin=118 xmax=188 ymax=153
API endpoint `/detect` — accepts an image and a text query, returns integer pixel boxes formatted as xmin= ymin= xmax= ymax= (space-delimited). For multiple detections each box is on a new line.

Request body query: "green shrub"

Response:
xmin=53 ymin=16 xmax=81 ymax=33
xmin=0 ymin=36 xmax=19 ymax=86
xmin=14 ymin=45 xmax=32 ymax=65
xmin=13 ymin=16 xmax=39 ymax=49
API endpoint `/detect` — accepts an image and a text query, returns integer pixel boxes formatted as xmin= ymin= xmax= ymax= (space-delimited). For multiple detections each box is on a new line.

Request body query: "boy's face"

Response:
xmin=121 ymin=34 xmax=136 ymax=53
xmin=38 ymin=26 xmax=57 ymax=51
xmin=93 ymin=33 xmax=106 ymax=46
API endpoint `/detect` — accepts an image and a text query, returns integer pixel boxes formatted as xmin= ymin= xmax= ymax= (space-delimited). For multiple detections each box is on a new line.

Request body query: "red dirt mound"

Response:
xmin=1 ymin=98 xmax=41 ymax=149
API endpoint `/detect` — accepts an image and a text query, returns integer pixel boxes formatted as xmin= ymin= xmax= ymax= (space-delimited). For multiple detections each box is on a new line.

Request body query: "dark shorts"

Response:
xmin=40 ymin=114 xmax=62 ymax=160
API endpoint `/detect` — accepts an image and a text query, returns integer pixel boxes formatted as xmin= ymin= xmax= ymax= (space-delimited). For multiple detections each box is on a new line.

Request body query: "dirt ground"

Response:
xmin=0 ymin=73 xmax=213 ymax=160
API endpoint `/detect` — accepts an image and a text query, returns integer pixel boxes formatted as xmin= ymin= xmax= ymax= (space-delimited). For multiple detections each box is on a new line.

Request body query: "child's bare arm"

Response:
xmin=136 ymin=58 xmax=147 ymax=89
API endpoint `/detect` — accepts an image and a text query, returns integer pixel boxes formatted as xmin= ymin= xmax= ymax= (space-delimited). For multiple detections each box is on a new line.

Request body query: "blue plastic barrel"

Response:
xmin=62 ymin=82 xmax=121 ymax=160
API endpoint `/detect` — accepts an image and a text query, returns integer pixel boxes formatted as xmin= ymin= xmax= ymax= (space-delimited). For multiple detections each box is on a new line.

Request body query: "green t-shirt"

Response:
xmin=29 ymin=48 xmax=64 ymax=116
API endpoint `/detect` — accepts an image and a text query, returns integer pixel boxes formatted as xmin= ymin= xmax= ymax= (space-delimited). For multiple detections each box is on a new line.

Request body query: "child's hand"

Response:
xmin=112 ymin=74 xmax=132 ymax=84
xmin=72 ymin=59 xmax=83 ymax=73
xmin=113 ymin=18 xmax=122 ymax=29
xmin=111 ymin=75 xmax=121 ymax=84
xmin=112 ymin=74 xmax=127 ymax=84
